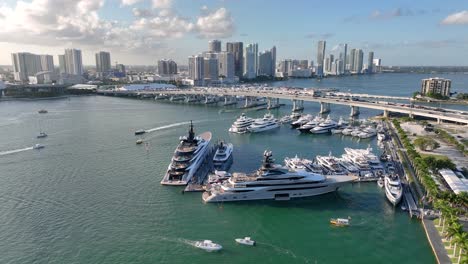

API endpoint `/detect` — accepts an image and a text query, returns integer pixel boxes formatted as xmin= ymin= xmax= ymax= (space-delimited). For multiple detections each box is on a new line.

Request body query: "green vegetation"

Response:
xmin=392 ymin=119 xmax=468 ymax=264
xmin=426 ymin=92 xmax=449 ymax=100
xmin=414 ymin=136 xmax=440 ymax=151
xmin=456 ymin=93 xmax=468 ymax=100
xmin=413 ymin=91 xmax=420 ymax=99
xmin=435 ymin=128 xmax=468 ymax=156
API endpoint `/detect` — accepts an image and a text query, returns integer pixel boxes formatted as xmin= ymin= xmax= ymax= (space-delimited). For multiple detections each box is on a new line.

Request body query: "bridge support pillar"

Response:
xmin=292 ymin=99 xmax=304 ymax=112
xmin=409 ymin=113 xmax=414 ymax=119
xmin=320 ymin=102 xmax=331 ymax=114
xmin=437 ymin=118 xmax=442 ymax=124
xmin=244 ymin=96 xmax=250 ymax=107
xmin=350 ymin=106 xmax=360 ymax=117
xmin=267 ymin=97 xmax=272 ymax=109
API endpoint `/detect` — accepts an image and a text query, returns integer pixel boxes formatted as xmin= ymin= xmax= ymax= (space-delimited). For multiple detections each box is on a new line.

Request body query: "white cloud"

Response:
xmin=152 ymin=0 xmax=172 ymax=9
xmin=441 ymin=10 xmax=468 ymax=25
xmin=195 ymin=8 xmax=235 ymax=38
xmin=121 ymin=0 xmax=142 ymax=6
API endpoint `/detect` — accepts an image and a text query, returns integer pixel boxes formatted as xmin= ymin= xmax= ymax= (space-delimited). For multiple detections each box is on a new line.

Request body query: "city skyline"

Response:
xmin=0 ymin=0 xmax=467 ymax=66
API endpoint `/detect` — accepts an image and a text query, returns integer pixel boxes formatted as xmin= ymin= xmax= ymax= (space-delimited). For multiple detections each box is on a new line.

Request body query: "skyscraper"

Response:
xmin=348 ymin=49 xmax=356 ymax=72
xmin=95 ymin=51 xmax=111 ymax=77
xmin=188 ymin=55 xmax=204 ymax=86
xmin=58 ymin=55 xmax=67 ymax=74
xmin=270 ymin=46 xmax=276 ymax=77
xmin=158 ymin=59 xmax=177 ymax=75
xmin=208 ymin=40 xmax=222 ymax=53
xmin=244 ymin=43 xmax=258 ymax=79
xmin=258 ymin=50 xmax=272 ymax=77
xmin=204 ymin=57 xmax=219 ymax=81
xmin=11 ymin=52 xmax=43 ymax=82
xmin=40 ymin=55 xmax=54 ymax=72
xmin=367 ymin=51 xmax=374 ymax=73
xmin=217 ymin=52 xmax=235 ymax=79
xmin=64 ymin=49 xmax=83 ymax=75
xmin=226 ymin=42 xmax=243 ymax=78
xmin=353 ymin=49 xmax=364 ymax=74
xmin=341 ymin=44 xmax=347 ymax=74
xmin=316 ymin=40 xmax=326 ymax=77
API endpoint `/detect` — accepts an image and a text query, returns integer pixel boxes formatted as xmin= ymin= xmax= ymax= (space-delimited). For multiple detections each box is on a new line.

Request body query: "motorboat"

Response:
xmin=203 ymin=151 xmax=356 ymax=202
xmin=33 ymin=144 xmax=45 ymax=149
xmin=290 ymin=114 xmax=313 ymax=128
xmin=377 ymin=132 xmax=386 ymax=141
xmin=229 ymin=113 xmax=254 ymax=134
xmin=310 ymin=116 xmax=338 ymax=134
xmin=213 ymin=141 xmax=233 ymax=170
xmin=297 ymin=116 xmax=323 ymax=133
xmin=279 ymin=115 xmax=293 ymax=124
xmin=337 ymin=117 xmax=349 ymax=127
xmin=284 ymin=155 xmax=307 ymax=171
xmin=330 ymin=217 xmax=350 ymax=227
xmin=37 ymin=132 xmax=48 ymax=138
xmin=135 ymin=129 xmax=146 ymax=135
xmin=38 ymin=109 xmax=48 ymax=114
xmin=136 ymin=139 xmax=143 ymax=144
xmin=377 ymin=177 xmax=384 ymax=188
xmin=384 ymin=174 xmax=403 ymax=206
xmin=316 ymin=153 xmax=346 ymax=174
xmin=331 ymin=128 xmax=342 ymax=134
xmin=235 ymin=237 xmax=256 ymax=246
xmin=248 ymin=113 xmax=279 ymax=133
xmin=358 ymin=127 xmax=377 ymax=139
xmin=161 ymin=122 xmax=212 ymax=186
xmin=208 ymin=170 xmax=232 ymax=184
xmin=341 ymin=126 xmax=354 ymax=136
xmin=194 ymin=240 xmax=222 ymax=252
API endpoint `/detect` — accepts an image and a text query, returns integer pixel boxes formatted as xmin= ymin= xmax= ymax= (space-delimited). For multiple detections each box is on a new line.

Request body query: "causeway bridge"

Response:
xmin=97 ymin=88 xmax=468 ymax=125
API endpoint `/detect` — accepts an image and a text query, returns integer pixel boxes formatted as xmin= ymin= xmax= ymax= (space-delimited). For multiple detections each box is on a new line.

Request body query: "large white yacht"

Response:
xmin=290 ymin=114 xmax=313 ymax=128
xmin=248 ymin=113 xmax=279 ymax=133
xmin=358 ymin=127 xmax=377 ymax=139
xmin=203 ymin=151 xmax=356 ymax=202
xmin=161 ymin=122 xmax=212 ymax=186
xmin=344 ymin=147 xmax=380 ymax=166
xmin=229 ymin=113 xmax=254 ymax=134
xmin=310 ymin=116 xmax=338 ymax=134
xmin=316 ymin=153 xmax=346 ymax=174
xmin=384 ymin=174 xmax=403 ymax=206
xmin=297 ymin=116 xmax=323 ymax=133
xmin=213 ymin=141 xmax=233 ymax=170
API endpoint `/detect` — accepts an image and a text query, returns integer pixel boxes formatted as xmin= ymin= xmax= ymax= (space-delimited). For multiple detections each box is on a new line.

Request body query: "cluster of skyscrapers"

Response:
xmin=157 ymin=59 xmax=178 ymax=75
xmin=187 ymin=40 xmax=277 ymax=86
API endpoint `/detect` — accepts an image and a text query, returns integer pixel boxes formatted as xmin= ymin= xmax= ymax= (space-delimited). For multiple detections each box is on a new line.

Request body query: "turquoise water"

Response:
xmin=0 ymin=91 xmax=436 ymax=263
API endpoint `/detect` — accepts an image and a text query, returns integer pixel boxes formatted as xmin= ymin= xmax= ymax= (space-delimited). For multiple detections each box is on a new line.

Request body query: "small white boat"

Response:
xmin=330 ymin=217 xmax=351 ymax=226
xmin=331 ymin=128 xmax=342 ymax=134
xmin=194 ymin=240 xmax=222 ymax=252
xmin=33 ymin=144 xmax=45 ymax=149
xmin=279 ymin=115 xmax=293 ymax=124
xmin=136 ymin=139 xmax=143 ymax=144
xmin=235 ymin=237 xmax=256 ymax=246
xmin=37 ymin=132 xmax=48 ymax=138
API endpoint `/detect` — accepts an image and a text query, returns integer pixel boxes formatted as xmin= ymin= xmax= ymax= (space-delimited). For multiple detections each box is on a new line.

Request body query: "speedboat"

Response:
xmin=235 ymin=237 xmax=256 ymax=246
xmin=38 ymin=109 xmax=48 ymax=114
xmin=248 ymin=113 xmax=279 ymax=133
xmin=194 ymin=240 xmax=222 ymax=252
xmin=229 ymin=113 xmax=254 ymax=134
xmin=384 ymin=174 xmax=403 ymax=206
xmin=135 ymin=129 xmax=146 ymax=135
xmin=37 ymin=132 xmax=48 ymax=138
xmin=213 ymin=141 xmax=233 ymax=170
xmin=310 ymin=116 xmax=338 ymax=134
xmin=33 ymin=144 xmax=45 ymax=149
xmin=161 ymin=122 xmax=212 ymax=186
xmin=330 ymin=217 xmax=350 ymax=227
xmin=136 ymin=139 xmax=143 ymax=144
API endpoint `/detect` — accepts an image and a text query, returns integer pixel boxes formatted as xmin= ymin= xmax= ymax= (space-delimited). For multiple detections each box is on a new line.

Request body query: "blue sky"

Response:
xmin=0 ymin=0 xmax=467 ymax=66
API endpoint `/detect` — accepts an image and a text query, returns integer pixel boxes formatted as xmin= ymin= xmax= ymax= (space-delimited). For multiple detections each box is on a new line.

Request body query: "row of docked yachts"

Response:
xmin=228 ymin=113 xmax=279 ymax=133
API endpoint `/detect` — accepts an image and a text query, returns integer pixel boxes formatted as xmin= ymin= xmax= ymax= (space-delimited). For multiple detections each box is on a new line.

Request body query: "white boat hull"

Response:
xmin=248 ymin=124 xmax=279 ymax=133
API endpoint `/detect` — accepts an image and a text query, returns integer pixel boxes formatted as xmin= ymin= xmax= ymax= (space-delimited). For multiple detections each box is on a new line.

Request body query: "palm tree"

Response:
xmin=452 ymin=231 xmax=464 ymax=258
xmin=455 ymin=232 xmax=467 ymax=263
xmin=446 ymin=222 xmax=462 ymax=248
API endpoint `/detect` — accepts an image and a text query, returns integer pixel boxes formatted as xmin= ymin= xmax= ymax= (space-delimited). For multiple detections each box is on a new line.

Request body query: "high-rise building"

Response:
xmin=367 ymin=51 xmax=374 ymax=73
xmin=421 ymin=78 xmax=451 ymax=97
xmin=341 ymin=44 xmax=347 ymax=73
xmin=298 ymin=60 xmax=308 ymax=69
xmin=11 ymin=52 xmax=43 ymax=82
xmin=270 ymin=46 xmax=276 ymax=77
xmin=353 ymin=49 xmax=364 ymax=74
xmin=115 ymin=64 xmax=126 ymax=77
xmin=316 ymin=40 xmax=326 ymax=77
xmin=279 ymin=59 xmax=292 ymax=76
xmin=204 ymin=57 xmax=219 ymax=81
xmin=188 ymin=55 xmax=204 ymax=86
xmin=64 ymin=49 xmax=83 ymax=75
xmin=348 ymin=49 xmax=356 ymax=72
xmin=217 ymin=52 xmax=235 ymax=79
xmin=58 ymin=55 xmax=67 ymax=74
xmin=95 ymin=51 xmax=111 ymax=77
xmin=243 ymin=43 xmax=258 ymax=79
xmin=157 ymin=59 xmax=177 ymax=75
xmin=40 ymin=55 xmax=54 ymax=72
xmin=226 ymin=42 xmax=244 ymax=78
xmin=208 ymin=40 xmax=222 ymax=53
xmin=258 ymin=46 xmax=276 ymax=77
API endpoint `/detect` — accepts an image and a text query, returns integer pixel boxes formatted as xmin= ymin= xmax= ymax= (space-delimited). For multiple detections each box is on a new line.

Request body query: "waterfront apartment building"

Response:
xmin=340 ymin=44 xmax=347 ymax=73
xmin=157 ymin=59 xmax=178 ymax=75
xmin=258 ymin=46 xmax=276 ymax=77
xmin=348 ymin=48 xmax=356 ymax=72
xmin=243 ymin=43 xmax=258 ymax=79
xmin=64 ymin=49 xmax=83 ymax=75
xmin=95 ymin=51 xmax=111 ymax=77
xmin=204 ymin=57 xmax=219 ymax=81
xmin=208 ymin=40 xmax=222 ymax=53
xmin=11 ymin=52 xmax=54 ymax=82
xmin=58 ymin=55 xmax=67 ymax=74
xmin=353 ymin=49 xmax=364 ymax=74
xmin=421 ymin=77 xmax=451 ymax=97
xmin=316 ymin=40 xmax=326 ymax=77
xmin=217 ymin=51 xmax=235 ymax=80
xmin=367 ymin=52 xmax=374 ymax=73
xmin=226 ymin=42 xmax=244 ymax=78
xmin=188 ymin=55 xmax=204 ymax=86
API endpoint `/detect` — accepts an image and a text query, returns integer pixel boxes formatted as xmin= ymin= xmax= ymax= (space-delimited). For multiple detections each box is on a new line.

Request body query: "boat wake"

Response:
xmin=0 ymin=146 xmax=34 ymax=156
xmin=145 ymin=121 xmax=191 ymax=133
xmin=256 ymin=242 xmax=298 ymax=258
xmin=158 ymin=236 xmax=198 ymax=247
